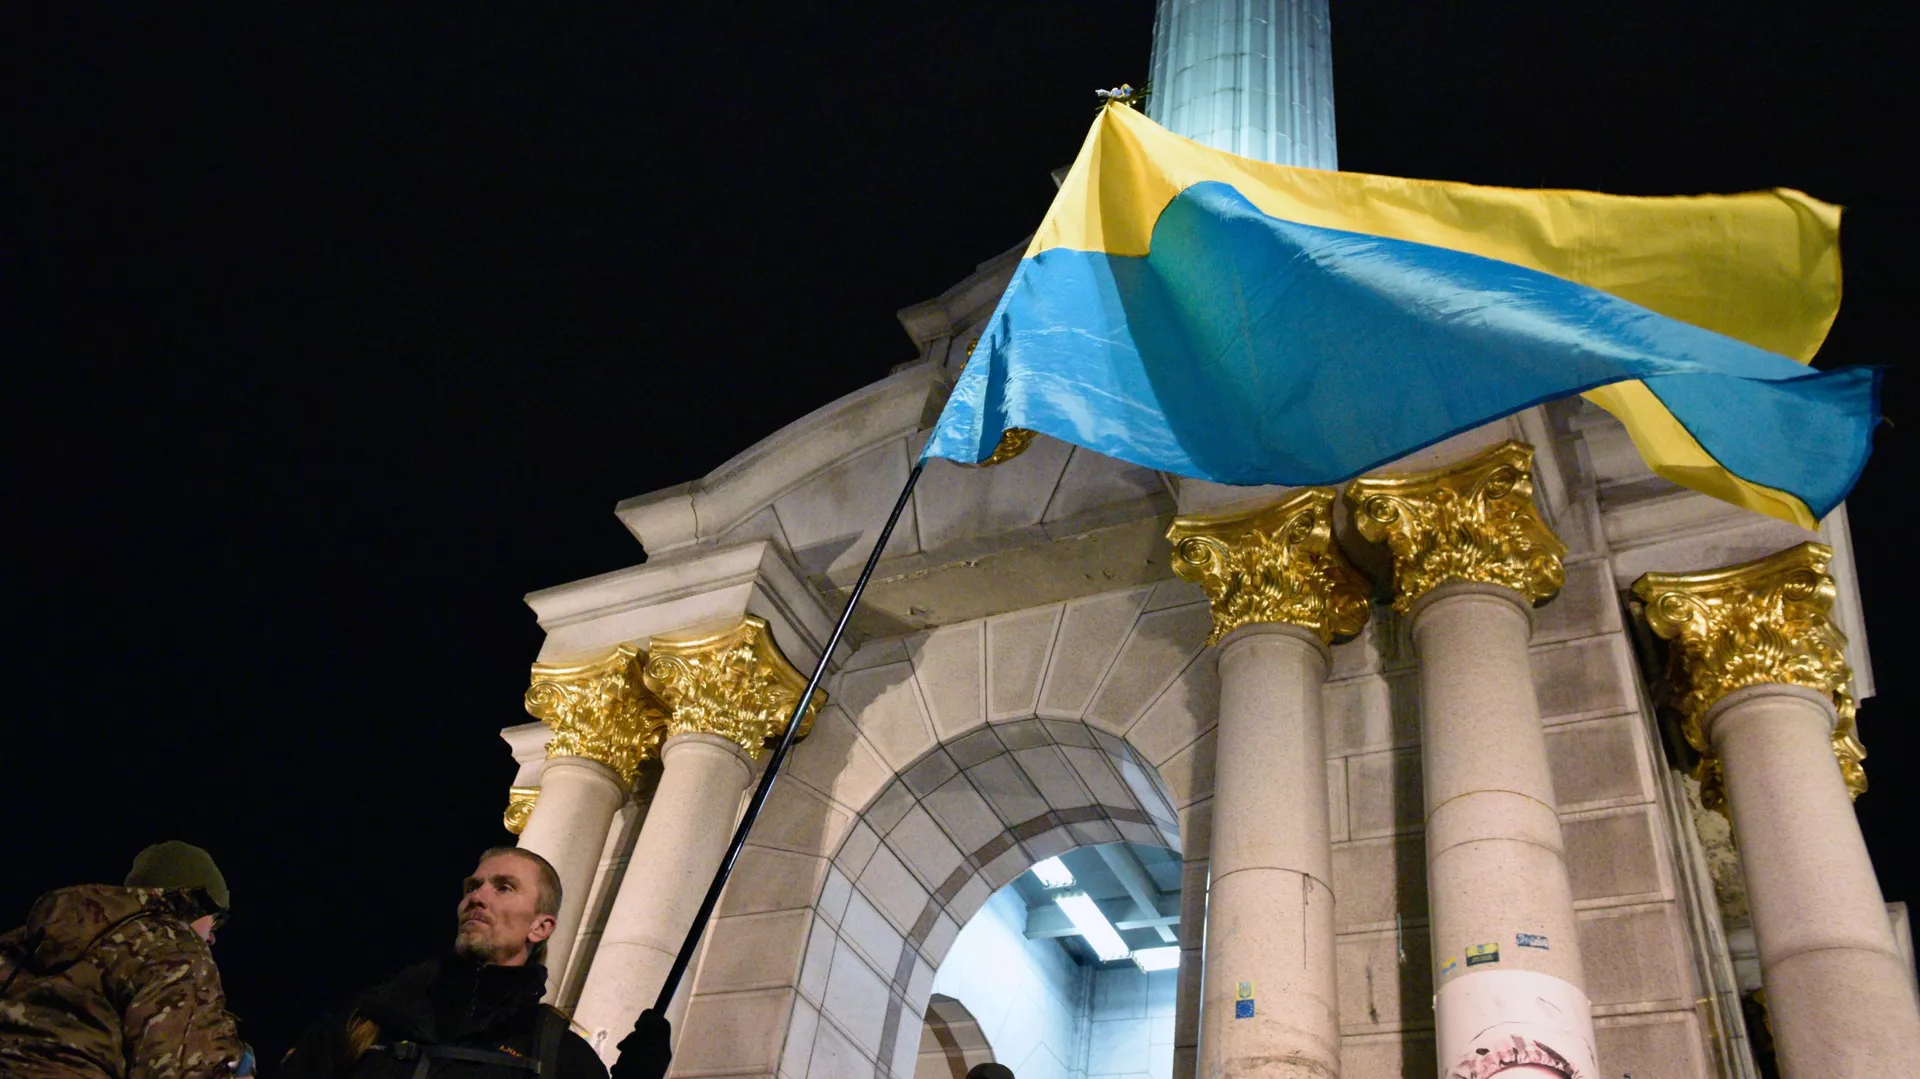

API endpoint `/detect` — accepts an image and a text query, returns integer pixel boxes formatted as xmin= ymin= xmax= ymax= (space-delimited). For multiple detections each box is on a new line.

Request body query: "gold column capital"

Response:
xmin=1345 ymin=440 xmax=1566 ymax=614
xmin=643 ymin=615 xmax=821 ymax=760
xmin=503 ymin=786 xmax=540 ymax=835
xmin=1167 ymin=488 xmax=1372 ymax=646
xmin=970 ymin=428 xmax=1037 ymax=467
xmin=525 ymin=644 xmax=669 ymax=787
xmin=1632 ymin=541 xmax=1865 ymax=806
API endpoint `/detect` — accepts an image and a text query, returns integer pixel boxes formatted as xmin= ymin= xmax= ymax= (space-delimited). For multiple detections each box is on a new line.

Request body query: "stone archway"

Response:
xmin=667 ymin=581 xmax=1221 ymax=1079
xmin=798 ymin=716 xmax=1178 ymax=1079
xmin=915 ymin=995 xmax=994 ymax=1079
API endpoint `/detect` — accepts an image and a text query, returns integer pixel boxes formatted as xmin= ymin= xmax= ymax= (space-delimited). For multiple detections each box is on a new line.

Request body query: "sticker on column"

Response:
xmin=1516 ymin=932 xmax=1549 ymax=950
xmin=1235 ymin=981 xmax=1254 ymax=1019
xmin=1465 ymin=942 xmax=1499 ymax=967
xmin=1438 ymin=956 xmax=1458 ymax=978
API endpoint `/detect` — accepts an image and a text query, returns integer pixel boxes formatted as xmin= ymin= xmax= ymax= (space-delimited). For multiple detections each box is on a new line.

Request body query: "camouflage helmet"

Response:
xmin=125 ymin=840 xmax=230 ymax=912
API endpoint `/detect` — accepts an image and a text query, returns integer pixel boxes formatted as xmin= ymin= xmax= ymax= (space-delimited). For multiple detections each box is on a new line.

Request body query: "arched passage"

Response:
xmin=811 ymin=718 xmax=1179 ymax=1079
xmin=669 ymin=582 xmax=1222 ymax=1079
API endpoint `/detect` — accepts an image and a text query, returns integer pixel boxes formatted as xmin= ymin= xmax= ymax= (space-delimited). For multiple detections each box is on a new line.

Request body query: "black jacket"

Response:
xmin=280 ymin=956 xmax=606 ymax=1079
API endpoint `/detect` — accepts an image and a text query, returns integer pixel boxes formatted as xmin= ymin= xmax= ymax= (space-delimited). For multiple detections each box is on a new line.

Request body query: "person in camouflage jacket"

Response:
xmin=0 ymin=842 xmax=251 ymax=1079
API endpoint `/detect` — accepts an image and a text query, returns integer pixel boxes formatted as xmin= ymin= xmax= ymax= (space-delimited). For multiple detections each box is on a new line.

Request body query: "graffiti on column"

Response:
xmin=1447 ymin=1034 xmax=1581 ymax=1078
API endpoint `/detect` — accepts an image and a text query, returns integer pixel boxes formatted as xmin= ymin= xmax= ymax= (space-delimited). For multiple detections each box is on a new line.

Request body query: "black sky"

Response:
xmin=13 ymin=1 xmax=1917 ymax=1065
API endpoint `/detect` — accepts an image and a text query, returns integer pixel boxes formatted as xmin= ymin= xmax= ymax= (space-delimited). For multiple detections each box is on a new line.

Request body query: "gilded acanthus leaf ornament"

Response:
xmin=957 ymin=335 xmax=1036 ymax=469
xmin=524 ymin=644 xmax=668 ymax=787
xmin=1632 ymin=541 xmax=1866 ymax=809
xmin=503 ymin=786 xmax=540 ymax=836
xmin=643 ymin=615 xmax=820 ymax=760
xmin=970 ymin=427 xmax=1037 ymax=468
xmin=1167 ymin=488 xmax=1372 ymax=645
xmin=1345 ymin=440 xmax=1566 ymax=614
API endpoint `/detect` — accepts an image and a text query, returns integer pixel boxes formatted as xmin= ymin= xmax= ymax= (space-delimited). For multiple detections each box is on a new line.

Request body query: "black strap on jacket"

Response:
xmin=375 ymin=1039 xmax=541 ymax=1079
xmin=535 ymin=1007 xmax=566 ymax=1079
xmin=370 ymin=1003 xmax=570 ymax=1079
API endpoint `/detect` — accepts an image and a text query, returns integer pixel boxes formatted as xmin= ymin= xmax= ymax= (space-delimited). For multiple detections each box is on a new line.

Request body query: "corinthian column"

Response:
xmin=1168 ymin=488 xmax=1371 ymax=1079
xmin=572 ymin=615 xmax=820 ymax=1061
xmin=1349 ymin=441 xmax=1597 ymax=1078
xmin=1635 ymin=543 xmax=1920 ymax=1074
xmin=517 ymin=644 xmax=664 ymax=995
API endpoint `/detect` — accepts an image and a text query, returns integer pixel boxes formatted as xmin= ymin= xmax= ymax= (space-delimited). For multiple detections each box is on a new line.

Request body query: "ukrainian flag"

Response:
xmin=923 ymin=102 xmax=1879 ymax=528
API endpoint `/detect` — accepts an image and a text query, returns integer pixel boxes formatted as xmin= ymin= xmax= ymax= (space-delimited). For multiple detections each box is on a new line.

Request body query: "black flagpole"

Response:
xmin=646 ymin=460 xmax=926 ymax=1017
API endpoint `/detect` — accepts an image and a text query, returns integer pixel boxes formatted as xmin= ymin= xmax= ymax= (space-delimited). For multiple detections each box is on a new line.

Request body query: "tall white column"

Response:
xmin=572 ymin=732 xmax=753 ymax=1048
xmin=1208 ymin=625 xmax=1339 ymax=1077
xmin=1149 ymin=0 xmax=1338 ymax=167
xmin=518 ymin=644 xmax=660 ymax=994
xmin=1350 ymin=441 xmax=1598 ymax=1078
xmin=1637 ymin=543 xmax=1920 ymax=1075
xmin=516 ymin=757 xmax=627 ymax=984
xmin=568 ymin=615 xmax=820 ymax=1064
xmin=1169 ymin=489 xmax=1371 ymax=1079
xmin=1409 ymin=585 xmax=1593 ymax=1075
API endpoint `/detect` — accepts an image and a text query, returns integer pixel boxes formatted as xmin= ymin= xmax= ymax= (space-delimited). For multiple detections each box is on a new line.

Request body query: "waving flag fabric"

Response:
xmin=922 ymin=102 xmax=1879 ymax=528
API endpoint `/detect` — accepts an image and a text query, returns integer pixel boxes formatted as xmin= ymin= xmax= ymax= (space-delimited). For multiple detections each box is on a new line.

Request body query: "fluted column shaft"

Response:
xmin=1149 ymin=0 xmax=1337 ymax=166
xmin=516 ymin=756 xmax=627 ymax=990
xmin=573 ymin=731 xmax=754 ymax=1053
xmin=1710 ymin=685 xmax=1920 ymax=1073
xmin=1409 ymin=584 xmax=1595 ymax=1075
xmin=1205 ymin=624 xmax=1339 ymax=1078
xmin=1169 ymin=488 xmax=1370 ymax=1079
xmin=1349 ymin=440 xmax=1596 ymax=1078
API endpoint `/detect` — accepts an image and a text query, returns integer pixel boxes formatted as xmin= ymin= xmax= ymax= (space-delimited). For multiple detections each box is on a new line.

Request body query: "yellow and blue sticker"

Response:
xmin=1466 ymin=943 xmax=1500 ymax=967
xmin=1234 ymin=981 xmax=1255 ymax=1019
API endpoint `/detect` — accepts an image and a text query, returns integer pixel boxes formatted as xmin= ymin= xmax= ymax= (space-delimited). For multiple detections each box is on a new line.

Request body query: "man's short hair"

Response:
xmin=478 ymin=845 xmax=563 ymax=917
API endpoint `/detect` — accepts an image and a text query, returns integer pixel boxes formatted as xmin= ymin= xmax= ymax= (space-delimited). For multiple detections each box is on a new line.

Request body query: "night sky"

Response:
xmin=14 ymin=2 xmax=1916 ymax=1065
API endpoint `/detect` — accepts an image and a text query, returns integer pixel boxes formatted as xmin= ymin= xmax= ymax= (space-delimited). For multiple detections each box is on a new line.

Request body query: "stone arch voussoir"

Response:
xmin=916 ymin=994 xmax=994 ymax=1079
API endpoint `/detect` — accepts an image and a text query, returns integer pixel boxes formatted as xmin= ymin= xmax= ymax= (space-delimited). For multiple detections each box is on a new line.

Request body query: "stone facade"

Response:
xmin=497 ymin=293 xmax=1896 ymax=1073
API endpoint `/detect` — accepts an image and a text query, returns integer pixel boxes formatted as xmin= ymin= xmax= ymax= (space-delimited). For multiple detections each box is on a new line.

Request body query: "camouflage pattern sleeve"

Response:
xmin=100 ymin=915 xmax=245 ymax=1079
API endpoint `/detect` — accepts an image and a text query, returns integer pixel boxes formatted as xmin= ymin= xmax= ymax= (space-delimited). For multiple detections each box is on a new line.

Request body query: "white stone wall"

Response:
xmin=928 ymin=890 xmax=1089 ymax=1079
xmin=1087 ymin=967 xmax=1177 ymax=1079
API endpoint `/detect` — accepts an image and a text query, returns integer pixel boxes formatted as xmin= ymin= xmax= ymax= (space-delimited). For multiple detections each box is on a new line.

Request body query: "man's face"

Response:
xmin=455 ymin=853 xmax=555 ymax=967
